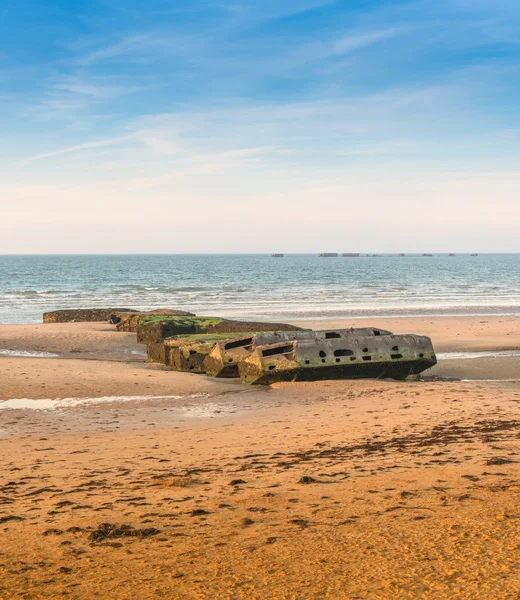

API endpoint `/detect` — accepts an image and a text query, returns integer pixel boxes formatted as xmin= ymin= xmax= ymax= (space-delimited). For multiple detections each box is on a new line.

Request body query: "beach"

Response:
xmin=1 ymin=316 xmax=520 ymax=598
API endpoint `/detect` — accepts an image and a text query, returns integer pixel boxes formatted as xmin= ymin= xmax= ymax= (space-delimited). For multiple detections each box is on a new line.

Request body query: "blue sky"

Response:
xmin=1 ymin=0 xmax=520 ymax=253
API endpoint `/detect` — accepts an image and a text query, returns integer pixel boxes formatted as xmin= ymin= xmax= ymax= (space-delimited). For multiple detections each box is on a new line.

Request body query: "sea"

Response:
xmin=0 ymin=254 xmax=519 ymax=324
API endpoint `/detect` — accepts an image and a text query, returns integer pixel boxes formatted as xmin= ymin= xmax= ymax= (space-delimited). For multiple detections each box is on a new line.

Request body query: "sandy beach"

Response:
xmin=1 ymin=316 xmax=520 ymax=599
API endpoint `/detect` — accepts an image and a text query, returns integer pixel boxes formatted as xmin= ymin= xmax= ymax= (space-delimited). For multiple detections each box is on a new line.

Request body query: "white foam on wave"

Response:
xmin=0 ymin=349 xmax=59 ymax=358
xmin=0 ymin=393 xmax=212 ymax=411
xmin=438 ymin=350 xmax=520 ymax=360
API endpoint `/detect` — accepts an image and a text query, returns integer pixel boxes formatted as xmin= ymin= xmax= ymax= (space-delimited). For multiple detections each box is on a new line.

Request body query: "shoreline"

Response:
xmin=3 ymin=308 xmax=520 ymax=326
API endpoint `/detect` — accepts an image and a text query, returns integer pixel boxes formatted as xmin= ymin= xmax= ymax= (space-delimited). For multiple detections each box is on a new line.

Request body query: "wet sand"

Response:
xmin=1 ymin=317 xmax=520 ymax=598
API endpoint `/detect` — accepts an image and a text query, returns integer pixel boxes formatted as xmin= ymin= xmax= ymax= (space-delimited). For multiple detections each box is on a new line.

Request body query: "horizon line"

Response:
xmin=0 ymin=252 xmax=513 ymax=257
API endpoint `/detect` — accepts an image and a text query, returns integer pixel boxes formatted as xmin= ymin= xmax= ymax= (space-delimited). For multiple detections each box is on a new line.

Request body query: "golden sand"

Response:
xmin=1 ymin=317 xmax=519 ymax=599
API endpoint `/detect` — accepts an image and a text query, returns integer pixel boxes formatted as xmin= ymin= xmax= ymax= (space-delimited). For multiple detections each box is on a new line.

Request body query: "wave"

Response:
xmin=4 ymin=290 xmax=39 ymax=296
xmin=3 ymin=289 xmax=73 ymax=297
xmin=2 ymin=254 xmax=520 ymax=324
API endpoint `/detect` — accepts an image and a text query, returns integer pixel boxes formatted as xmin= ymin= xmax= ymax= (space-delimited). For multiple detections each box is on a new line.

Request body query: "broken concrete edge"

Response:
xmin=146 ymin=332 xmax=261 ymax=371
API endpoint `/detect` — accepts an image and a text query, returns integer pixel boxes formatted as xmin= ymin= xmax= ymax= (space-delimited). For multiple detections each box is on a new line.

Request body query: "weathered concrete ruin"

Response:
xmin=203 ymin=328 xmax=392 ymax=378
xmin=238 ymin=333 xmax=436 ymax=384
xmin=162 ymin=334 xmax=241 ymax=373
xmin=43 ymin=308 xmax=135 ymax=323
xmin=139 ymin=322 xmax=435 ymax=384
xmin=42 ymin=308 xmax=436 ymax=384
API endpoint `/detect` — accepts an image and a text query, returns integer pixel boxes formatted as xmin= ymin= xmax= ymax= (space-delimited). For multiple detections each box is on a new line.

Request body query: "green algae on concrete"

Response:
xmin=113 ymin=310 xmax=196 ymax=331
xmin=136 ymin=317 xmax=304 ymax=345
xmin=136 ymin=317 xmax=228 ymax=344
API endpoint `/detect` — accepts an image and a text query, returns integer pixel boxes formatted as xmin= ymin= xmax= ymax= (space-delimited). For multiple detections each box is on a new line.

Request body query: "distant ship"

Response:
xmin=272 ymin=253 xmax=284 ymax=258
xmin=422 ymin=253 xmax=433 ymax=257
xmin=398 ymin=253 xmax=405 ymax=257
xmin=319 ymin=253 xmax=338 ymax=257
xmin=471 ymin=253 xmax=478 ymax=256
xmin=342 ymin=253 xmax=360 ymax=257
xmin=449 ymin=253 xmax=456 ymax=256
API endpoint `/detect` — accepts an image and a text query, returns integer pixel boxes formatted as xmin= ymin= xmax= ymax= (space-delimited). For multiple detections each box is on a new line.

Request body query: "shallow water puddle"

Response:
xmin=461 ymin=378 xmax=520 ymax=382
xmin=0 ymin=393 xmax=213 ymax=411
xmin=0 ymin=349 xmax=59 ymax=358
xmin=437 ymin=350 xmax=520 ymax=360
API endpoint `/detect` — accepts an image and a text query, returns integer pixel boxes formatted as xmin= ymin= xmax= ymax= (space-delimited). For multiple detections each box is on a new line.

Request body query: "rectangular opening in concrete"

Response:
xmin=224 ymin=337 xmax=254 ymax=350
xmin=262 ymin=344 xmax=295 ymax=357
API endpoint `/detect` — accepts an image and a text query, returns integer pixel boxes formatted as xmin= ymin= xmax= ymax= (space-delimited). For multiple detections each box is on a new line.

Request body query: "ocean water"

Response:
xmin=0 ymin=254 xmax=519 ymax=324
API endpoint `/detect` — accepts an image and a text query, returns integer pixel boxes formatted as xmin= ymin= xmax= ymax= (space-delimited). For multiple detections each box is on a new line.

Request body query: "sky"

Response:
xmin=1 ymin=0 xmax=520 ymax=253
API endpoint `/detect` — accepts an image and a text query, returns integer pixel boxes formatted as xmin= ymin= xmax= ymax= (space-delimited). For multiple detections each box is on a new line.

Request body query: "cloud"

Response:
xmin=52 ymin=78 xmax=139 ymax=99
xmin=20 ymin=135 xmax=134 ymax=165
xmin=77 ymin=34 xmax=153 ymax=65
xmin=329 ymin=28 xmax=403 ymax=57
xmin=12 ymin=75 xmax=482 ymax=173
xmin=73 ymin=32 xmax=203 ymax=67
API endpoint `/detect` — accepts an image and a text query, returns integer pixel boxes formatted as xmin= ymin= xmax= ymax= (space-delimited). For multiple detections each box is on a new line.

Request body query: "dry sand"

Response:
xmin=1 ymin=317 xmax=520 ymax=599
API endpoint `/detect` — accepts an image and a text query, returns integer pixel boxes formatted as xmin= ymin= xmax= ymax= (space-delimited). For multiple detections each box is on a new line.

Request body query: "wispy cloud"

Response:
xmin=77 ymin=34 xmax=153 ymax=65
xmin=20 ymin=135 xmax=134 ymax=165
xmin=327 ymin=28 xmax=404 ymax=57
xmin=73 ymin=32 xmax=203 ymax=66
xmin=14 ymin=75 xmax=486 ymax=170
xmin=53 ymin=78 xmax=138 ymax=99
